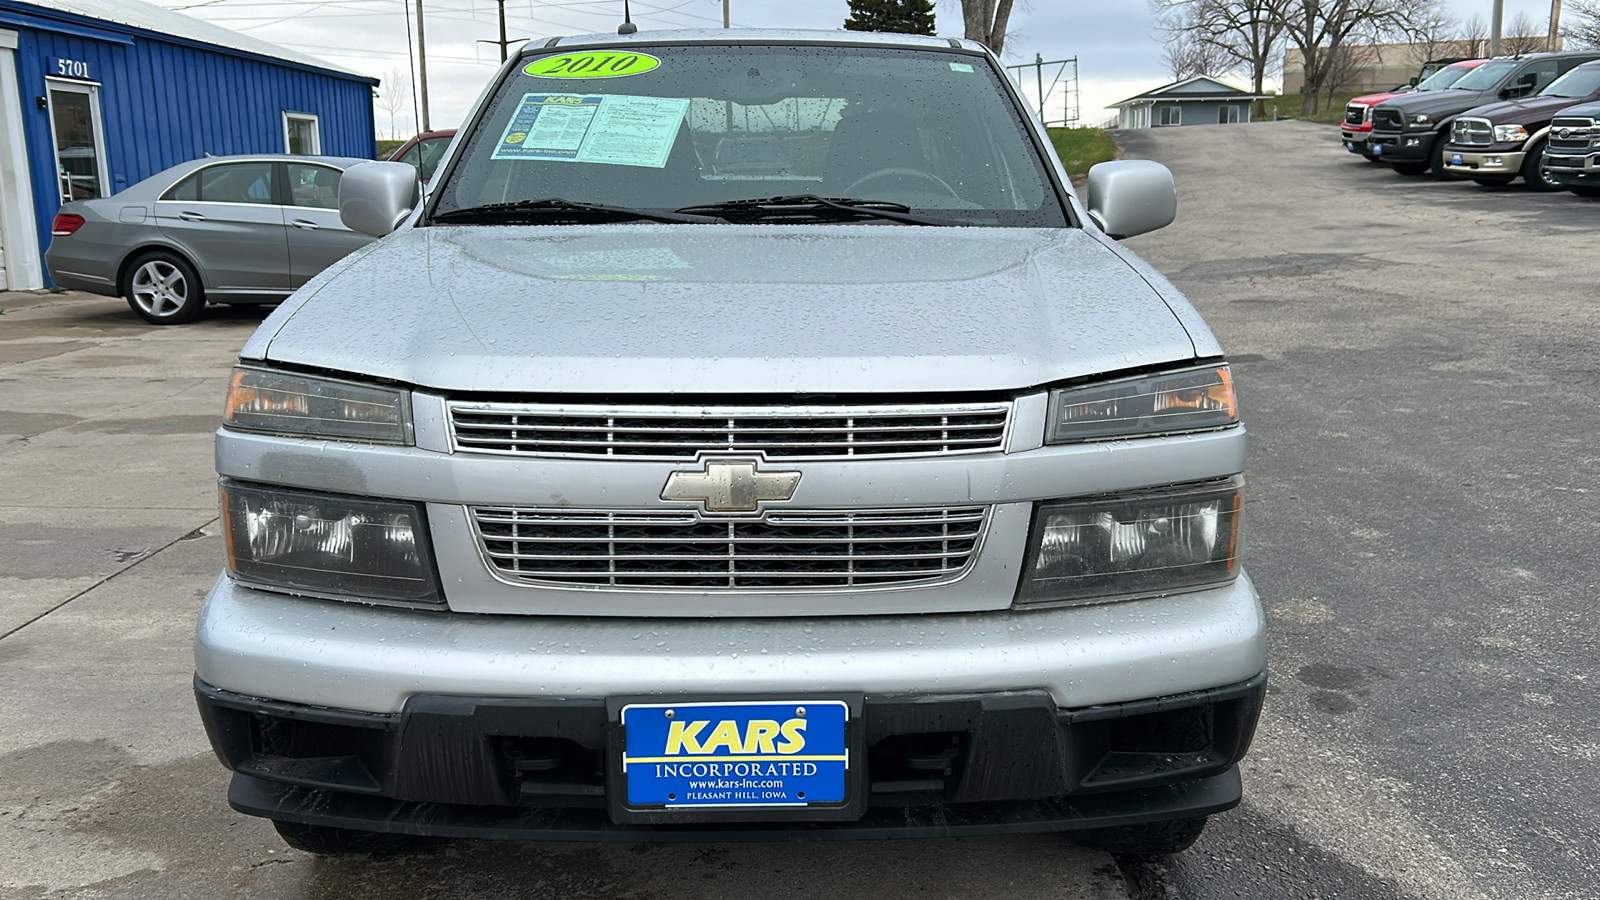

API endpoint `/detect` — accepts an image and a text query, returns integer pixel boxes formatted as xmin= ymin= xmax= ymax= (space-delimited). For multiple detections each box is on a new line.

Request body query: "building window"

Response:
xmin=283 ymin=112 xmax=321 ymax=155
xmin=1218 ymin=105 xmax=1241 ymax=124
xmin=1157 ymin=106 xmax=1181 ymax=126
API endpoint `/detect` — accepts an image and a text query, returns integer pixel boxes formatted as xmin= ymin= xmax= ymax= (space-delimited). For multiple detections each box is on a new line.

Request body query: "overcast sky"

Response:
xmin=152 ymin=0 xmax=1572 ymax=138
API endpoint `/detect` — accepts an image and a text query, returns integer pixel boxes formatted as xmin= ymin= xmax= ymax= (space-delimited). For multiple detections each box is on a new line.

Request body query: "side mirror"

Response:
xmin=1408 ymin=76 xmax=1420 ymax=87
xmin=339 ymin=161 xmax=419 ymax=237
xmin=1085 ymin=160 xmax=1177 ymax=240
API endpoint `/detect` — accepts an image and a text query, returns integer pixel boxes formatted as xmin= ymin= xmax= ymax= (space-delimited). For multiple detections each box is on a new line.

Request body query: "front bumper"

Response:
xmin=1368 ymin=130 xmax=1434 ymax=163
xmin=195 ymin=573 xmax=1267 ymax=715
xmin=199 ymin=671 xmax=1266 ymax=840
xmin=1441 ymin=146 xmax=1526 ymax=177
xmin=1543 ymin=152 xmax=1600 ymax=184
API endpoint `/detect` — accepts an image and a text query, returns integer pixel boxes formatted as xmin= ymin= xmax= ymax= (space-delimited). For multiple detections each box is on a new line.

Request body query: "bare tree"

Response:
xmin=1503 ymin=11 xmax=1547 ymax=55
xmin=376 ymin=68 xmax=410 ymax=140
xmin=1264 ymin=0 xmax=1422 ymax=116
xmin=1162 ymin=29 xmax=1238 ymax=79
xmin=1458 ymin=14 xmax=1489 ymax=57
xmin=1404 ymin=5 xmax=1457 ymax=65
xmin=1152 ymin=0 xmax=1284 ymax=114
xmin=1319 ymin=43 xmax=1365 ymax=105
xmin=957 ymin=0 xmax=1016 ymax=54
xmin=1569 ymin=0 xmax=1600 ymax=48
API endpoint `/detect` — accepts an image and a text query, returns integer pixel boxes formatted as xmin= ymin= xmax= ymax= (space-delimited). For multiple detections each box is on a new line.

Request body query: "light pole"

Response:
xmin=1549 ymin=0 xmax=1564 ymax=51
xmin=415 ymin=0 xmax=430 ymax=131
xmin=1491 ymin=0 xmax=1504 ymax=56
xmin=723 ymin=0 xmax=729 ymax=28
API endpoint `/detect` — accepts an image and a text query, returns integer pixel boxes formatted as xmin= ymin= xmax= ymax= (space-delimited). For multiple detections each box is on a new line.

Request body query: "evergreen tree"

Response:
xmin=844 ymin=0 xmax=936 ymax=36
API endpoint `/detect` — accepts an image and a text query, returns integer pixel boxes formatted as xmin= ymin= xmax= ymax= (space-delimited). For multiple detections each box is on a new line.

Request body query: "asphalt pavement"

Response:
xmin=3 ymin=118 xmax=1597 ymax=899
xmin=1116 ymin=120 xmax=1600 ymax=900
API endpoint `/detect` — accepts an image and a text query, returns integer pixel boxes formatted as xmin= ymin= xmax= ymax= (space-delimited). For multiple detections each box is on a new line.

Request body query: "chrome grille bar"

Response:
xmin=470 ymin=506 xmax=990 ymax=591
xmin=448 ymin=402 xmax=1012 ymax=460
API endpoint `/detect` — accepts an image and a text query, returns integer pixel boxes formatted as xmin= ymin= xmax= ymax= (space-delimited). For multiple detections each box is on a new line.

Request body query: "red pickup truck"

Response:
xmin=1342 ymin=60 xmax=1486 ymax=161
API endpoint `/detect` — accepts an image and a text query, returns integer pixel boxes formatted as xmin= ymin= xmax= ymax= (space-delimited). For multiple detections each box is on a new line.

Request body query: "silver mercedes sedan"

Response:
xmin=45 ymin=154 xmax=378 ymax=325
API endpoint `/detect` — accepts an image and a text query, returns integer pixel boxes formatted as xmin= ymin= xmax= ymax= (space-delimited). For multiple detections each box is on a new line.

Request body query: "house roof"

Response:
xmin=1111 ymin=75 xmax=1269 ymax=107
xmin=1 ymin=0 xmax=372 ymax=81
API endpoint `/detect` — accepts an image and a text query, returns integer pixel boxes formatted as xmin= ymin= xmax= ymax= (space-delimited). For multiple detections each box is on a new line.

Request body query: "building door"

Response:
xmin=44 ymin=79 xmax=110 ymax=204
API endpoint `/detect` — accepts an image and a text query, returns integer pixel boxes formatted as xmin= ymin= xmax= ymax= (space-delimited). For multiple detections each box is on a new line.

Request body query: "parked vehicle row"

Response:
xmin=1351 ymin=51 xmax=1600 ymax=196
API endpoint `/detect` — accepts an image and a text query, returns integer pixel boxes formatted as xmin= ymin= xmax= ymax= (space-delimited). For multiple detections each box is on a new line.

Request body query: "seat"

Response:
xmin=823 ymin=111 xmax=926 ymax=194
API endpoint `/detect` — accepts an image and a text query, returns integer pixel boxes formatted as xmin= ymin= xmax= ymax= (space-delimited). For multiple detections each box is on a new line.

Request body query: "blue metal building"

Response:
xmin=0 ymin=0 xmax=377 ymax=289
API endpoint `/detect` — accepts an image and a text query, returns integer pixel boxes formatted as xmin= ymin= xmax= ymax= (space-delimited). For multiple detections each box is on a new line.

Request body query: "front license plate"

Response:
xmin=620 ymin=700 xmax=850 ymax=809
xmin=1451 ymin=153 xmax=1465 ymax=165
xmin=1372 ymin=143 xmax=1383 ymax=155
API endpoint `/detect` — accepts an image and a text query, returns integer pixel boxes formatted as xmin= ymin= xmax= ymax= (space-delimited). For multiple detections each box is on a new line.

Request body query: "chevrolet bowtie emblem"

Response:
xmin=661 ymin=459 xmax=801 ymax=514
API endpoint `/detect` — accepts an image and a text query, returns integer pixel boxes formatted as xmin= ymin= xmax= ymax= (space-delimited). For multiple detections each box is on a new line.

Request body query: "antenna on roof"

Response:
xmin=618 ymin=0 xmax=637 ymax=34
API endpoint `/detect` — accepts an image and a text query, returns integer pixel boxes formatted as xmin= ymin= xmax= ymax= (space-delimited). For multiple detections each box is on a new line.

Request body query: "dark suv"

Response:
xmin=1370 ymin=52 xmax=1600 ymax=176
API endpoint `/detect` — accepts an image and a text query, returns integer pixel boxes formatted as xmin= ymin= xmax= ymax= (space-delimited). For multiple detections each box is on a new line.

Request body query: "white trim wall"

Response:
xmin=0 ymin=28 xmax=44 ymax=290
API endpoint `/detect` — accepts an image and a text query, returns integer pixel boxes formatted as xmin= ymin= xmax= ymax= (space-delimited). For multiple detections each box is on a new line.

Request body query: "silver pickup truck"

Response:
xmin=194 ymin=29 xmax=1266 ymax=857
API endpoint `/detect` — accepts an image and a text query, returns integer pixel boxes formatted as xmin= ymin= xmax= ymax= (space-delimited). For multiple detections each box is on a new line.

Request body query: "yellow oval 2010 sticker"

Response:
xmin=525 ymin=52 xmax=661 ymax=79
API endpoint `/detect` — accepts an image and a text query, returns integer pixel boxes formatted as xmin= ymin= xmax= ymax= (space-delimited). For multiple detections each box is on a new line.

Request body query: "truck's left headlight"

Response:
xmin=222 ymin=480 xmax=443 ymax=608
xmin=1016 ymin=479 xmax=1241 ymax=608
xmin=1046 ymin=365 xmax=1236 ymax=444
xmin=1492 ymin=124 xmax=1528 ymax=143
xmin=224 ymin=366 xmax=412 ymax=445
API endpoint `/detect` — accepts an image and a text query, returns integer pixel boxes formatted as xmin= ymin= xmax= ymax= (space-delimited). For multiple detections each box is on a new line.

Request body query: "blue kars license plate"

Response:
xmin=620 ymin=700 xmax=850 ymax=808
xmin=1451 ymin=153 xmax=1465 ymax=165
xmin=1372 ymin=143 xmax=1383 ymax=155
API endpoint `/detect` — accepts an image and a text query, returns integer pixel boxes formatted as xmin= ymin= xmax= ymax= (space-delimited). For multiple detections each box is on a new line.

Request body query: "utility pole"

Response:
xmin=1035 ymin=53 xmax=1045 ymax=125
xmin=416 ymin=0 xmax=428 ymax=131
xmin=1491 ymin=0 xmax=1504 ymax=56
xmin=723 ymin=0 xmax=729 ymax=28
xmin=1549 ymin=0 xmax=1564 ymax=51
xmin=477 ymin=0 xmax=528 ymax=63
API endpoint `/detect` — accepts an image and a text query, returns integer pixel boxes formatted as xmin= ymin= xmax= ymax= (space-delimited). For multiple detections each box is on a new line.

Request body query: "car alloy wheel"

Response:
xmin=125 ymin=252 xmax=205 ymax=324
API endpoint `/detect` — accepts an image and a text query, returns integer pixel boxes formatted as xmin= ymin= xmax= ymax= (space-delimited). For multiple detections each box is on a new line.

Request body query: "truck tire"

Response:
xmin=1427 ymin=134 xmax=1452 ymax=178
xmin=272 ymin=820 xmax=427 ymax=855
xmin=1073 ymin=816 xmax=1209 ymax=856
xmin=1521 ymin=140 xmax=1562 ymax=192
xmin=1391 ymin=161 xmax=1430 ymax=176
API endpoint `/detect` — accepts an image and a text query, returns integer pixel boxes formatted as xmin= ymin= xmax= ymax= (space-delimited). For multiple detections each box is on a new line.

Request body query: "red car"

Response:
xmin=387 ymin=129 xmax=457 ymax=184
xmin=1342 ymin=60 xmax=1486 ymax=161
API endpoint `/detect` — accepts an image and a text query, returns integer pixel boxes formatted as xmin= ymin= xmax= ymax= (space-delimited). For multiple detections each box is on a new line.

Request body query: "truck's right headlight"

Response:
xmin=1046 ymin=365 xmax=1236 ymax=444
xmin=1016 ymin=479 xmax=1241 ymax=608
xmin=221 ymin=480 xmax=443 ymax=608
xmin=224 ymin=366 xmax=412 ymax=445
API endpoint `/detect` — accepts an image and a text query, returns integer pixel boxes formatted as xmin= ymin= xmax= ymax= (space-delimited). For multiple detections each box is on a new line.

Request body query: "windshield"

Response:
xmin=1416 ymin=64 xmax=1479 ymax=91
xmin=1542 ymin=66 xmax=1600 ymax=98
xmin=431 ymin=44 xmax=1066 ymax=227
xmin=1451 ymin=60 xmax=1519 ymax=92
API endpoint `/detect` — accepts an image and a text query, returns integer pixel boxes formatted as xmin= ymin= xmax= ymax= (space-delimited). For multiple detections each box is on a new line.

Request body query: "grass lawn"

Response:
xmin=1047 ymin=127 xmax=1118 ymax=180
xmin=375 ymin=138 xmax=406 ymax=160
xmin=1266 ymin=92 xmax=1366 ymax=124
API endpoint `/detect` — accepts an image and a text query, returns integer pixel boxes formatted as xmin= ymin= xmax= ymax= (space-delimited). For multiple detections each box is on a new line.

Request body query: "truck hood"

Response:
xmin=251 ymin=225 xmax=1200 ymax=395
xmin=1378 ymin=88 xmax=1493 ymax=119
xmin=1460 ymin=93 xmax=1600 ymax=125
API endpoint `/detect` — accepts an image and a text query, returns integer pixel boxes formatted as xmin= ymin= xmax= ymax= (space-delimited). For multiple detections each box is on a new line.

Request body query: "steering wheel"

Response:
xmin=843 ymin=167 xmax=961 ymax=199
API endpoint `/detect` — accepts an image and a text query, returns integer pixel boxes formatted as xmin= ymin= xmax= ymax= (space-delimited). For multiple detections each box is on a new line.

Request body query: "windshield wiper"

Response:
xmin=431 ymin=197 xmax=719 ymax=225
xmin=675 ymin=195 xmax=965 ymax=226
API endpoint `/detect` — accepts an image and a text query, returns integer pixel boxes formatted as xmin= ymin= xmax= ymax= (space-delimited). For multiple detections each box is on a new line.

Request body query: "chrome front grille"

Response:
xmin=448 ymin=402 xmax=1012 ymax=460
xmin=1452 ymin=117 xmax=1493 ymax=147
xmin=471 ymin=506 xmax=990 ymax=590
xmin=1344 ymin=104 xmax=1367 ymax=127
xmin=1549 ymin=117 xmax=1597 ymax=153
